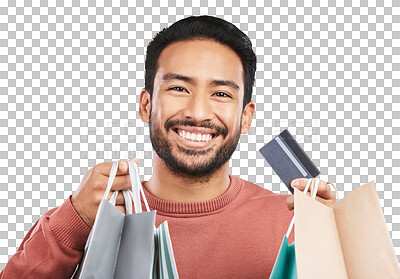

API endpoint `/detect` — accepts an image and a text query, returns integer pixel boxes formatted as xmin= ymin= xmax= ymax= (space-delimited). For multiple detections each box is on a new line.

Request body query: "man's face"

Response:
xmin=142 ymin=39 xmax=253 ymax=179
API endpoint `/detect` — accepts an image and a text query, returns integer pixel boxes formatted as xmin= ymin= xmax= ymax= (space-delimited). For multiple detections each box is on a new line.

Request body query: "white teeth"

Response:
xmin=177 ymin=129 xmax=214 ymax=142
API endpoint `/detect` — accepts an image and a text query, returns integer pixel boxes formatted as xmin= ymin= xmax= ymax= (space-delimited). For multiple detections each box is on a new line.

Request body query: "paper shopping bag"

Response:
xmin=269 ymin=178 xmax=320 ymax=279
xmin=295 ymin=181 xmax=400 ymax=279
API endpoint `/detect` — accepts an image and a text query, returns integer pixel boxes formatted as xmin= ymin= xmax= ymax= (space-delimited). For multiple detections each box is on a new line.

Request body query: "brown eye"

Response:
xmin=214 ymin=92 xmax=231 ymax=98
xmin=169 ymin=87 xmax=186 ymax=92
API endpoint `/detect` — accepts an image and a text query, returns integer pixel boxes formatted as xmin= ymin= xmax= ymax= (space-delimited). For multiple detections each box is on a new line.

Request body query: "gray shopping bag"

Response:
xmin=73 ymin=161 xmax=125 ymax=278
xmin=114 ymin=161 xmax=156 ymax=278
xmin=121 ymin=160 xmax=179 ymax=279
xmin=73 ymin=160 xmax=157 ymax=279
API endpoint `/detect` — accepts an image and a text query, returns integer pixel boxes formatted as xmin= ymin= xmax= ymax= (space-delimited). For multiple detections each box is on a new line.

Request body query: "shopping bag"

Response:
xmin=153 ymin=221 xmax=180 ymax=278
xmin=295 ymin=180 xmax=400 ymax=279
xmin=72 ymin=160 xmax=156 ymax=278
xmin=117 ymin=160 xmax=179 ymax=278
xmin=269 ymin=178 xmax=319 ymax=279
xmin=269 ymin=235 xmax=297 ymax=279
xmin=72 ymin=161 xmax=127 ymax=278
xmin=114 ymin=160 xmax=156 ymax=278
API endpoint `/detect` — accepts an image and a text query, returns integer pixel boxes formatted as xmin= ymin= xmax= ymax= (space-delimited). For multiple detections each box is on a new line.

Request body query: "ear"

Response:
xmin=139 ymin=88 xmax=151 ymax=123
xmin=240 ymin=100 xmax=255 ymax=135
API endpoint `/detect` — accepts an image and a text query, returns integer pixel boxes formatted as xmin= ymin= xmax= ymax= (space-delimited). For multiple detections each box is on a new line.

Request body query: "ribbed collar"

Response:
xmin=140 ymin=175 xmax=242 ymax=215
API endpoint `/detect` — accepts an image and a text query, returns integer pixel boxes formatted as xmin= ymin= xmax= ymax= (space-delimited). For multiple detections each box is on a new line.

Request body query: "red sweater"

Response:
xmin=1 ymin=175 xmax=293 ymax=278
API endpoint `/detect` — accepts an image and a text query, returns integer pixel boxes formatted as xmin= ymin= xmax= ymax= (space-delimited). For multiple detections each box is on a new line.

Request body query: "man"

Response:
xmin=1 ymin=16 xmax=336 ymax=278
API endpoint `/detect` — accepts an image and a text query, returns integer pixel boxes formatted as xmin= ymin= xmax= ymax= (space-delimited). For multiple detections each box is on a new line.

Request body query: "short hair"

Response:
xmin=145 ymin=15 xmax=257 ymax=109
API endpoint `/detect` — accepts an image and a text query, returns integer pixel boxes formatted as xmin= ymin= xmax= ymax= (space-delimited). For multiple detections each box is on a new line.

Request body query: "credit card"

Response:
xmin=259 ymin=129 xmax=320 ymax=193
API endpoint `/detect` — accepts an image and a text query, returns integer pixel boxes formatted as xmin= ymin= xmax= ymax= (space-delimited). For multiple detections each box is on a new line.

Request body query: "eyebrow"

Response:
xmin=209 ymin=79 xmax=240 ymax=91
xmin=162 ymin=72 xmax=240 ymax=92
xmin=162 ymin=73 xmax=195 ymax=83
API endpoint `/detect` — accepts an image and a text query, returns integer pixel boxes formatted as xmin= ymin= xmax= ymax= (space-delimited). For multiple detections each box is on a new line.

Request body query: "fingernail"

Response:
xmin=292 ymin=180 xmax=299 ymax=187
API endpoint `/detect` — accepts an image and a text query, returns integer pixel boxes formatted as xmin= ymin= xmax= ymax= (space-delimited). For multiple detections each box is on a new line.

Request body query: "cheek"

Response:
xmin=158 ymin=94 xmax=189 ymax=114
xmin=221 ymin=111 xmax=242 ymax=134
xmin=151 ymin=98 xmax=178 ymax=126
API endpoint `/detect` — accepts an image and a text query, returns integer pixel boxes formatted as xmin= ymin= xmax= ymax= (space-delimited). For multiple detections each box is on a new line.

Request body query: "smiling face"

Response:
xmin=139 ymin=39 xmax=255 ymax=179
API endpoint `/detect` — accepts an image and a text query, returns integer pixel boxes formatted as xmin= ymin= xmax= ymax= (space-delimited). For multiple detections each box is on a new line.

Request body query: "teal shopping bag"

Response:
xmin=153 ymin=221 xmax=179 ymax=278
xmin=269 ymin=178 xmax=319 ymax=279
xmin=269 ymin=236 xmax=297 ymax=279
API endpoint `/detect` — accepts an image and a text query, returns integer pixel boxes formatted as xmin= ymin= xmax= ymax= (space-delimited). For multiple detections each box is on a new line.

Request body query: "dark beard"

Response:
xmin=149 ymin=114 xmax=241 ymax=182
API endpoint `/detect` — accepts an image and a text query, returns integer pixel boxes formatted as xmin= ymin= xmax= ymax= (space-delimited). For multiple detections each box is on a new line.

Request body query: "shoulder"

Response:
xmin=231 ymin=175 xmax=283 ymax=197
xmin=229 ymin=175 xmax=293 ymax=231
xmin=230 ymin=175 xmax=290 ymax=211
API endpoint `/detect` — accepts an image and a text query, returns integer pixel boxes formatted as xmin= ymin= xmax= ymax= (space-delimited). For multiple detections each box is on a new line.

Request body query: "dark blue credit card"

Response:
xmin=259 ymin=129 xmax=320 ymax=193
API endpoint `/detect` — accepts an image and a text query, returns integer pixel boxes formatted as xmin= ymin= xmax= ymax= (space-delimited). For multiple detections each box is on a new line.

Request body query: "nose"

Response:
xmin=182 ymin=91 xmax=214 ymax=123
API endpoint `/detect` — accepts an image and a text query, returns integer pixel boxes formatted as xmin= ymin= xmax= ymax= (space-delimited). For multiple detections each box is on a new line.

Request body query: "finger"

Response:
xmin=94 ymin=158 xmax=140 ymax=177
xmin=287 ymin=191 xmax=336 ymax=211
xmin=313 ymin=180 xmax=336 ymax=201
xmin=292 ymin=178 xmax=337 ymax=201
xmin=287 ymin=195 xmax=294 ymax=211
xmin=290 ymin=178 xmax=310 ymax=192
xmin=106 ymin=190 xmax=128 ymax=203
xmin=121 ymin=158 xmax=140 ymax=175
xmin=105 ymin=191 xmax=135 ymax=209
xmin=109 ymin=175 xmax=133 ymax=191
xmin=291 ymin=178 xmax=333 ymax=197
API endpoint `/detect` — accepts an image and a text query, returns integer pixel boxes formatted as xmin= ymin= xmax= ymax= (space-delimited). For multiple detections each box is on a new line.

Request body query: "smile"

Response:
xmin=174 ymin=128 xmax=215 ymax=142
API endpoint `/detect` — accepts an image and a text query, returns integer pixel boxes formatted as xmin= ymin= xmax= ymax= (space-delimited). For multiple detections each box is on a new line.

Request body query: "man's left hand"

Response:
xmin=286 ymin=178 xmax=337 ymax=211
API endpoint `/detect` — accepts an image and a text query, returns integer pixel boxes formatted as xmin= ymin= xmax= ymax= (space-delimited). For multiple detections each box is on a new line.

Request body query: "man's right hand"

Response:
xmin=71 ymin=158 xmax=139 ymax=228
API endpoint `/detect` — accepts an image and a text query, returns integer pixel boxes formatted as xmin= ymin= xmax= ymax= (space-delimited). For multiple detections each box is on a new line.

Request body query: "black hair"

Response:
xmin=145 ymin=15 xmax=257 ymax=109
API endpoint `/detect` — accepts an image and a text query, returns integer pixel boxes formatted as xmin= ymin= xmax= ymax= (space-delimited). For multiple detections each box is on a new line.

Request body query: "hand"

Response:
xmin=286 ymin=178 xmax=337 ymax=211
xmin=71 ymin=158 xmax=139 ymax=227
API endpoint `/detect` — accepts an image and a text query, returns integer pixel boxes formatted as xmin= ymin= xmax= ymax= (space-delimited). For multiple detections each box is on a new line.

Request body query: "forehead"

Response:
xmin=155 ymin=39 xmax=244 ymax=89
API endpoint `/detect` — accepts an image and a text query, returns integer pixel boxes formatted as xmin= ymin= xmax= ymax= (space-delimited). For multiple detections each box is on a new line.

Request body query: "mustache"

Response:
xmin=165 ymin=119 xmax=228 ymax=138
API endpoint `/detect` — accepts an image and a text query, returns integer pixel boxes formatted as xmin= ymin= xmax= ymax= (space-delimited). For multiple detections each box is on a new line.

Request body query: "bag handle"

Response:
xmin=127 ymin=160 xmax=150 ymax=213
xmin=286 ymin=177 xmax=320 ymax=238
xmin=102 ymin=160 xmax=119 ymax=201
xmin=106 ymin=190 xmax=133 ymax=215
xmin=122 ymin=190 xmax=133 ymax=215
xmin=109 ymin=190 xmax=119 ymax=205
xmin=86 ymin=161 xmax=131 ymax=253
xmin=100 ymin=160 xmax=135 ymax=215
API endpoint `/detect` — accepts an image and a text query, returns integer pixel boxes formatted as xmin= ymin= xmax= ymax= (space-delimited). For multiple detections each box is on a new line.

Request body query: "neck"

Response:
xmin=144 ymin=153 xmax=231 ymax=202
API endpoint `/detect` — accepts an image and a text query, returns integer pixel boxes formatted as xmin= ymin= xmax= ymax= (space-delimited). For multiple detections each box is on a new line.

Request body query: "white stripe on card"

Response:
xmin=275 ymin=136 xmax=308 ymax=177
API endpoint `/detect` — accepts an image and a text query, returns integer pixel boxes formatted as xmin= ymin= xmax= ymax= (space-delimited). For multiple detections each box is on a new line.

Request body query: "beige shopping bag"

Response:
xmin=294 ymin=181 xmax=400 ymax=279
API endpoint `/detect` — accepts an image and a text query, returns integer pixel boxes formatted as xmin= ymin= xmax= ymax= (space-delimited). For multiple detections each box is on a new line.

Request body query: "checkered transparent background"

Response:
xmin=0 ymin=0 xmax=399 ymax=269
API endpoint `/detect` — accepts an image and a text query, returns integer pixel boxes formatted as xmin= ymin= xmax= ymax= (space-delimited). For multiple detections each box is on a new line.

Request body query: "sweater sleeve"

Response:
xmin=0 ymin=195 xmax=91 ymax=279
